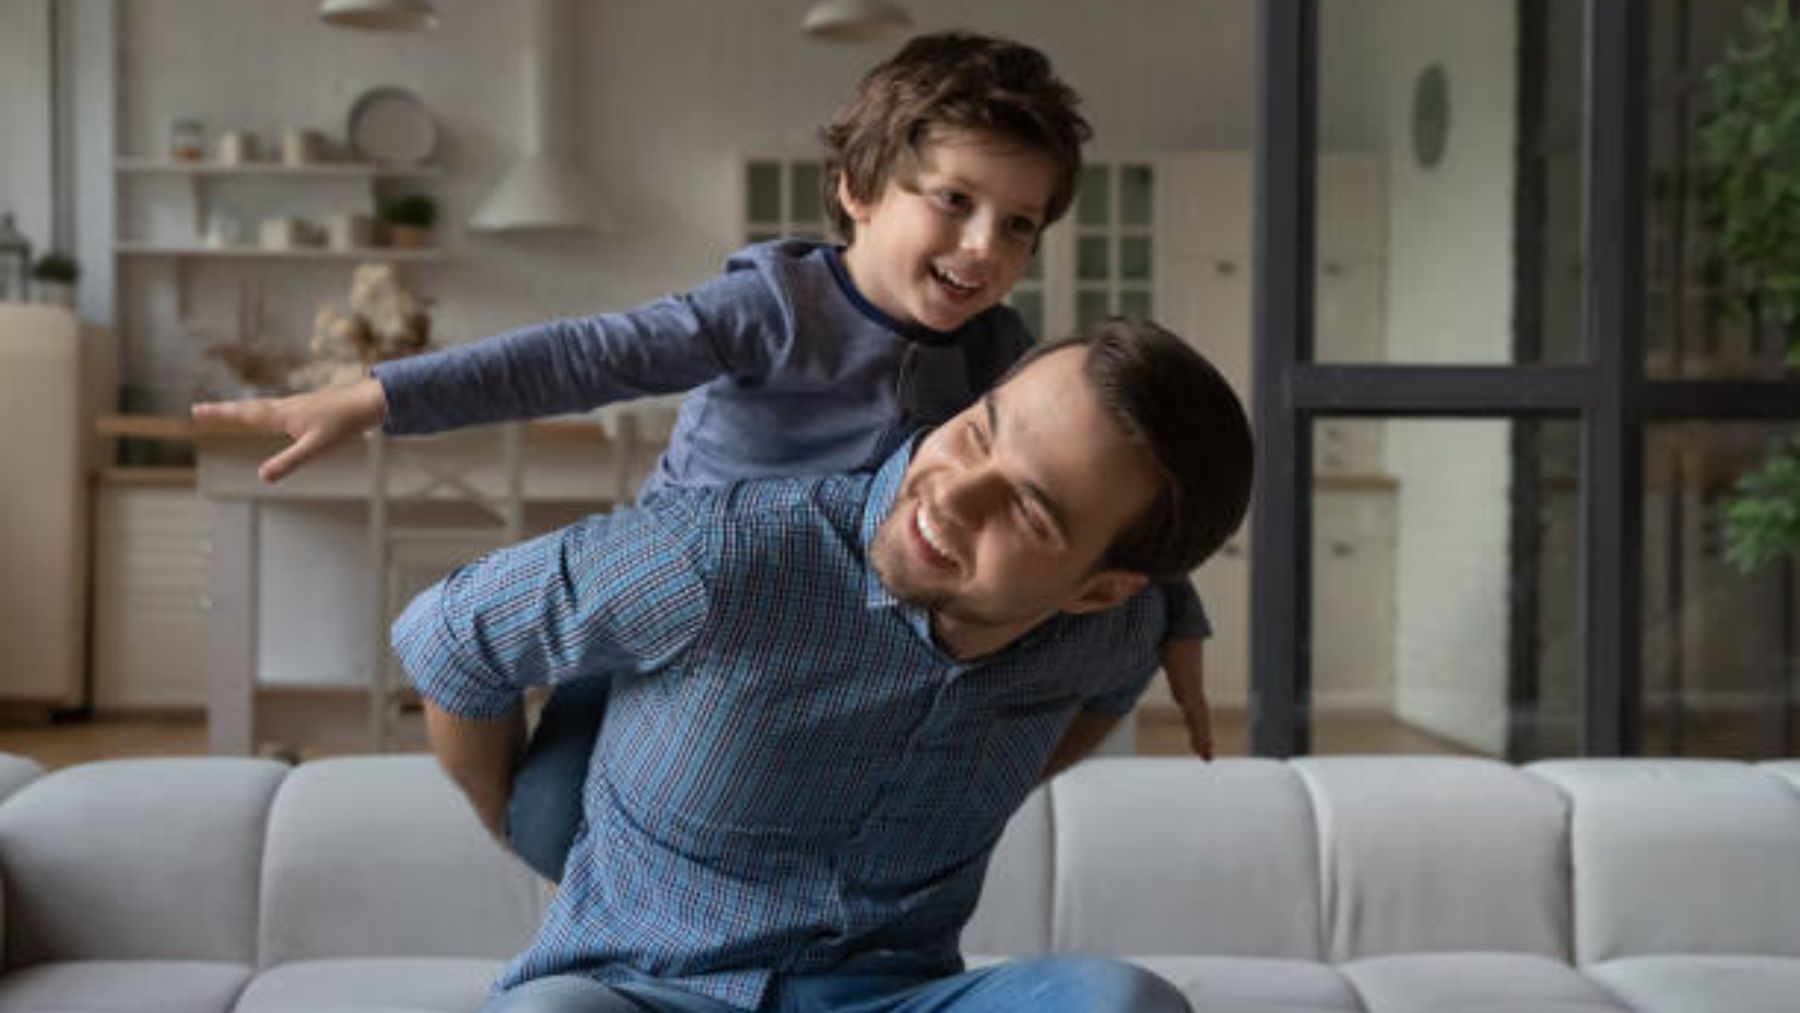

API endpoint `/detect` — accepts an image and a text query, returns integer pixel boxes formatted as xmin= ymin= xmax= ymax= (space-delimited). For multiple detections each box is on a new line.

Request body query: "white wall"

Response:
xmin=0 ymin=0 xmax=1421 ymax=408
xmin=0 ymin=0 xmax=53 ymax=258
xmin=88 ymin=0 xmax=1335 ymax=408
xmin=1367 ymin=0 xmax=1518 ymax=754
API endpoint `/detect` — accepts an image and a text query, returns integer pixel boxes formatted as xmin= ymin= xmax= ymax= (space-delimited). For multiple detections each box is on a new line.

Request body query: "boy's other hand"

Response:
xmin=191 ymin=376 xmax=387 ymax=484
xmin=1160 ymin=636 xmax=1213 ymax=761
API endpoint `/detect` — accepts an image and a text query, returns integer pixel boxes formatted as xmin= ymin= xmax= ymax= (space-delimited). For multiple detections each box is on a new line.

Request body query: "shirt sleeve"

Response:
xmin=373 ymin=264 xmax=787 ymax=434
xmin=392 ymin=497 xmax=713 ymax=719
xmin=1160 ymin=577 xmax=1212 ymax=640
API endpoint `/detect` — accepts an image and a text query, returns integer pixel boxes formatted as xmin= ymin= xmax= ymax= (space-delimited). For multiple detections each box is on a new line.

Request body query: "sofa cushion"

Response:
xmin=231 ymin=957 xmax=505 ymax=1013
xmin=1128 ymin=956 xmax=1362 ymax=1013
xmin=0 ymin=959 xmax=250 ymax=1013
xmin=1048 ymin=758 xmax=1321 ymax=959
xmin=961 ymin=783 xmax=1052 ymax=955
xmin=1342 ymin=952 xmax=1629 ymax=1013
xmin=1585 ymin=955 xmax=1800 ymax=1013
xmin=257 ymin=756 xmax=544 ymax=965
xmin=1528 ymin=760 xmax=1800 ymax=963
xmin=1761 ymin=760 xmax=1800 ymax=795
xmin=0 ymin=757 xmax=286 ymax=966
xmin=1293 ymin=756 xmax=1572 ymax=962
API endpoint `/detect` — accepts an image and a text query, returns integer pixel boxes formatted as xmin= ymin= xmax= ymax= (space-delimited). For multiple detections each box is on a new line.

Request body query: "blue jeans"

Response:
xmin=506 ymin=676 xmax=609 ymax=881
xmin=480 ymin=956 xmax=1191 ymax=1013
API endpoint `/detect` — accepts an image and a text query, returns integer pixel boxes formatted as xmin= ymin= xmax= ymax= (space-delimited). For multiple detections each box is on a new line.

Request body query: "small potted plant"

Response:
xmin=382 ymin=194 xmax=438 ymax=249
xmin=31 ymin=252 xmax=79 ymax=309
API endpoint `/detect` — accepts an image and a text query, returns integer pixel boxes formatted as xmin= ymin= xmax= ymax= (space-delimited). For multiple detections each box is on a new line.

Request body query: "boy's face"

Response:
xmin=870 ymin=345 xmax=1156 ymax=660
xmin=839 ymin=129 xmax=1057 ymax=334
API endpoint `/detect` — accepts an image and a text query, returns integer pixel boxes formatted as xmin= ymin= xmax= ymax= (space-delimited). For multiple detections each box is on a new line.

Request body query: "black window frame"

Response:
xmin=1249 ymin=0 xmax=1800 ymax=758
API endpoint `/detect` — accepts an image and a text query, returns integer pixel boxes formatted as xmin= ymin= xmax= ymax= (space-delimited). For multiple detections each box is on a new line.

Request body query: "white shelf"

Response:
xmin=116 ymin=157 xmax=442 ymax=180
xmin=115 ymin=242 xmax=443 ymax=262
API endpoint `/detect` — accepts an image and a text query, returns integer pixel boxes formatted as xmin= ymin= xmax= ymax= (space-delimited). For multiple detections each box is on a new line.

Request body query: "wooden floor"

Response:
xmin=3 ymin=705 xmax=1478 ymax=770
xmin=9 ymin=705 xmax=1790 ymax=773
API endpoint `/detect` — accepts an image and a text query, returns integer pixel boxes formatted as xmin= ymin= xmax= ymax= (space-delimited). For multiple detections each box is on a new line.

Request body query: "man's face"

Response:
xmin=838 ymin=128 xmax=1055 ymax=334
xmin=870 ymin=346 xmax=1159 ymax=659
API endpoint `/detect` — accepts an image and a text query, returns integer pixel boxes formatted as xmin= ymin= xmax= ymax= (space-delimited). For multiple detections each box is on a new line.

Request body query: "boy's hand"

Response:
xmin=1160 ymin=636 xmax=1213 ymax=760
xmin=191 ymin=377 xmax=386 ymax=484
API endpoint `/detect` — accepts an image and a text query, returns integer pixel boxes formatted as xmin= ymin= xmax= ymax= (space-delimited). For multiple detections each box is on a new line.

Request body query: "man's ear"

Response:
xmin=1059 ymin=570 xmax=1149 ymax=616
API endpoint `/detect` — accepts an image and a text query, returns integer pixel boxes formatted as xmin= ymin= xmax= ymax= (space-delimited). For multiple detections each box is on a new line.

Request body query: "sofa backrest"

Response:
xmin=256 ymin=756 xmax=545 ymax=966
xmin=1530 ymin=759 xmax=1800 ymax=964
xmin=0 ymin=757 xmax=286 ymax=967
xmin=967 ymin=758 xmax=1323 ymax=959
xmin=1294 ymin=755 xmax=1572 ymax=962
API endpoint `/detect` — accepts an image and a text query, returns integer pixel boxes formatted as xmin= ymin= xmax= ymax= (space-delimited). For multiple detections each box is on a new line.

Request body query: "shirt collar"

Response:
xmin=861 ymin=436 xmax=914 ymax=614
xmin=824 ymin=246 xmax=961 ymax=348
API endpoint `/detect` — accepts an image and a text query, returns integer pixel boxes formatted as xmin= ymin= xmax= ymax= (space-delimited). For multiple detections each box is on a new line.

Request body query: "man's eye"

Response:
xmin=1015 ymin=497 xmax=1049 ymax=539
xmin=968 ymin=422 xmax=989 ymax=451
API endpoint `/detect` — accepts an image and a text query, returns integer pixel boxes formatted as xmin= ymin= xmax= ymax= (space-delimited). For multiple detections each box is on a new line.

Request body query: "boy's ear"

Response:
xmin=837 ymin=174 xmax=874 ymax=224
xmin=1058 ymin=570 xmax=1148 ymax=617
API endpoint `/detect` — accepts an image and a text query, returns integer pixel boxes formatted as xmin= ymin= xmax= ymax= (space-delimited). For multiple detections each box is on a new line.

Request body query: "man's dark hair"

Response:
xmin=820 ymin=31 xmax=1092 ymax=243
xmin=1007 ymin=319 xmax=1254 ymax=580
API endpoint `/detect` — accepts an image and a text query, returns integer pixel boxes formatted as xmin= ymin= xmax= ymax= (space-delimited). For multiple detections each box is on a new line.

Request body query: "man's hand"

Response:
xmin=1160 ymin=636 xmax=1213 ymax=760
xmin=191 ymin=376 xmax=386 ymax=484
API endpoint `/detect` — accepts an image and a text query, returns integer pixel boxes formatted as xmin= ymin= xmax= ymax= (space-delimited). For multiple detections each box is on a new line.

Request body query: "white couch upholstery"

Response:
xmin=1 ymin=752 xmax=1797 ymax=1012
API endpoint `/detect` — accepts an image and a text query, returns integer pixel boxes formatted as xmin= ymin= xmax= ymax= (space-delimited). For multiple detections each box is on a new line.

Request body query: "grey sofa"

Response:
xmin=1 ymin=752 xmax=1797 ymax=1012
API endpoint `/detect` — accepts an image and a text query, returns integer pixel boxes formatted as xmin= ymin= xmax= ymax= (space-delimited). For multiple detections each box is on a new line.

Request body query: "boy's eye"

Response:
xmin=1007 ymin=216 xmax=1041 ymax=237
xmin=935 ymin=189 xmax=972 ymax=213
xmin=968 ymin=420 xmax=990 ymax=452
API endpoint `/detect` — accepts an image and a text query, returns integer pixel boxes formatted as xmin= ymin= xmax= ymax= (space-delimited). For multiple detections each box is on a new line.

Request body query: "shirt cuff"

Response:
xmin=391 ymin=584 xmax=520 ymax=719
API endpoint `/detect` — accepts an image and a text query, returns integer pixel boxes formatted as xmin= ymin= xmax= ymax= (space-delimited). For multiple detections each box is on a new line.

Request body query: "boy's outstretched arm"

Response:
xmin=191 ymin=376 xmax=386 ymax=484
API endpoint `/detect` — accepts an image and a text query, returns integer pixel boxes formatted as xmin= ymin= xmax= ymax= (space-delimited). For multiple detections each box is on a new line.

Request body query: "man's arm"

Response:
xmin=425 ymin=701 xmax=526 ymax=841
xmin=1040 ymin=709 xmax=1122 ymax=781
xmin=393 ymin=503 xmax=710 ymax=828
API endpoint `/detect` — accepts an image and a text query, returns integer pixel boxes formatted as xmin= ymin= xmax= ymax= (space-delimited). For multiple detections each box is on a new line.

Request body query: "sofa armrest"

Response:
xmin=0 ymin=753 xmax=43 ymax=803
xmin=0 ymin=752 xmax=45 ymax=969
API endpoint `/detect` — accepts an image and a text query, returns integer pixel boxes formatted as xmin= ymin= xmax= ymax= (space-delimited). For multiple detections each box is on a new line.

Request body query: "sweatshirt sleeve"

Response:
xmin=1161 ymin=578 xmax=1212 ymax=640
xmin=373 ymin=263 xmax=787 ymax=434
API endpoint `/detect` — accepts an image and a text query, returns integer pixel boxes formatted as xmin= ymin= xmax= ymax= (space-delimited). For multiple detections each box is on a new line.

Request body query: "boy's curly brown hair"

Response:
xmin=820 ymin=32 xmax=1092 ymax=242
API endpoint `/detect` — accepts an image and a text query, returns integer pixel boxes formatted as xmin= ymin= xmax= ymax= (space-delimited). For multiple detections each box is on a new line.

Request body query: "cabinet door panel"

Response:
xmin=93 ymin=486 xmax=211 ymax=710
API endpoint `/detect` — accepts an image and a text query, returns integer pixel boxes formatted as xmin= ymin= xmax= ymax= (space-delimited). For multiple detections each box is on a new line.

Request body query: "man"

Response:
xmin=395 ymin=318 xmax=1254 ymax=1013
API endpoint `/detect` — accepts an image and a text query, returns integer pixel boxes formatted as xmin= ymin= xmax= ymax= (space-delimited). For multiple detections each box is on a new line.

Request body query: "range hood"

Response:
xmin=469 ymin=0 xmax=612 ymax=233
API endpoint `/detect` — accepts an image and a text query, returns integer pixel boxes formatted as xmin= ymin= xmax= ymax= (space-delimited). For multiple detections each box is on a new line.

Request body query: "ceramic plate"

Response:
xmin=347 ymin=86 xmax=437 ymax=165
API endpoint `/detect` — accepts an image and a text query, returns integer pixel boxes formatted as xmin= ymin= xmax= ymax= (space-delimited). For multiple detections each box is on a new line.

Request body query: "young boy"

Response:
xmin=194 ymin=31 xmax=1216 ymax=882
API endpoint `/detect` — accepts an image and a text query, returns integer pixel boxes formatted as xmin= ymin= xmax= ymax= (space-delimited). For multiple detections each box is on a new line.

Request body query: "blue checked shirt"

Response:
xmin=394 ymin=442 xmax=1166 ymax=1009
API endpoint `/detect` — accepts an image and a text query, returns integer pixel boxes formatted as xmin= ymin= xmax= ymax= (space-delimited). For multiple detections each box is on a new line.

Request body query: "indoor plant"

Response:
xmin=382 ymin=193 xmax=438 ymax=248
xmin=1701 ymin=0 xmax=1800 ymax=572
xmin=30 ymin=252 xmax=79 ymax=309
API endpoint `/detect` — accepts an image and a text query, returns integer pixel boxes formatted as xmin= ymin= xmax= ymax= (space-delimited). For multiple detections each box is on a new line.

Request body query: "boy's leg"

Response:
xmin=506 ymin=676 xmax=610 ymax=881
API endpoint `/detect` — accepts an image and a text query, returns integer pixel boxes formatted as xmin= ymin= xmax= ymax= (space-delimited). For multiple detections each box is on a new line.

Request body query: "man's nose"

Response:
xmin=939 ymin=465 xmax=1009 ymax=525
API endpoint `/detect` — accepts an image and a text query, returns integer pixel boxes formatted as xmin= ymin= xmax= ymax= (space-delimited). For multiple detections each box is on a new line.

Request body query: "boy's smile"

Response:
xmin=838 ymin=128 xmax=1058 ymax=334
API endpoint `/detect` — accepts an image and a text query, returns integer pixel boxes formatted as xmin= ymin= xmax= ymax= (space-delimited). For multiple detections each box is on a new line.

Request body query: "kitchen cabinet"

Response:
xmin=91 ymin=477 xmax=210 ymax=711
